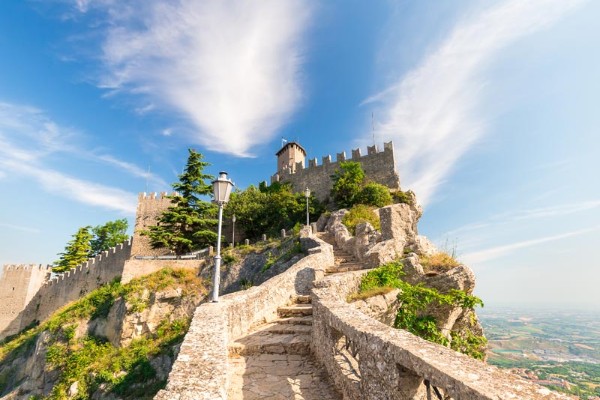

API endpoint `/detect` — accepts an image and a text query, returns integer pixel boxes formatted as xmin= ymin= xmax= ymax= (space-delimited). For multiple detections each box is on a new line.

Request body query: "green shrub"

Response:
xmin=342 ymin=204 xmax=380 ymax=235
xmin=331 ymin=161 xmax=365 ymax=208
xmin=355 ymin=182 xmax=393 ymax=207
xmin=352 ymin=260 xmax=486 ymax=360
xmin=359 ymin=261 xmax=404 ymax=292
xmin=392 ymin=190 xmax=415 ymax=205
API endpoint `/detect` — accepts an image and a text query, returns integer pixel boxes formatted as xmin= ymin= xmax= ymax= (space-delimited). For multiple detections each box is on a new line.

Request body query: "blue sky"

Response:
xmin=1 ymin=0 xmax=599 ymax=308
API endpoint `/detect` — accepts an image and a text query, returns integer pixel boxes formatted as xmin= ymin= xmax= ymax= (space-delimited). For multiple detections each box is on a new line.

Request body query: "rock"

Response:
xmin=401 ymin=254 xmax=424 ymax=285
xmin=378 ymin=203 xmax=420 ymax=243
xmin=422 ymin=264 xmax=476 ymax=295
xmin=351 ymin=289 xmax=401 ymax=325
xmin=315 ymin=213 xmax=330 ymax=232
xmin=412 ymin=235 xmax=438 ymax=256
xmin=68 ymin=381 xmax=79 ymax=397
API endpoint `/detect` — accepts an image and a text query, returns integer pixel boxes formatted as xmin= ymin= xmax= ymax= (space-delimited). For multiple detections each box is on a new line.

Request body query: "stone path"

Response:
xmin=226 ymin=233 xmax=369 ymax=399
xmin=227 ymin=295 xmax=340 ymax=400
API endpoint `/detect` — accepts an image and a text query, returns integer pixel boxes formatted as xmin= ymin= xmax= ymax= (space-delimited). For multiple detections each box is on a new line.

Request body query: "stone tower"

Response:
xmin=276 ymin=141 xmax=306 ymax=174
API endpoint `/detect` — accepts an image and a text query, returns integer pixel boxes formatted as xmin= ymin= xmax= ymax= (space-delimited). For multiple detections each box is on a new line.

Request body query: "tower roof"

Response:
xmin=276 ymin=141 xmax=307 ymax=157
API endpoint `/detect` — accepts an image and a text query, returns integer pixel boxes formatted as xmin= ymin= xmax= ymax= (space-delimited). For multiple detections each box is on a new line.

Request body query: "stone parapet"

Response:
xmin=155 ymin=235 xmax=334 ymax=399
xmin=311 ymin=271 xmax=572 ymax=400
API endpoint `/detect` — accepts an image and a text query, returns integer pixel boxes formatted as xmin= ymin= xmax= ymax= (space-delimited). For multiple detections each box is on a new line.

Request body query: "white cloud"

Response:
xmin=0 ymin=102 xmax=149 ymax=213
xmin=82 ymin=0 xmax=311 ymax=157
xmin=461 ymin=227 xmax=599 ymax=265
xmin=365 ymin=0 xmax=585 ymax=206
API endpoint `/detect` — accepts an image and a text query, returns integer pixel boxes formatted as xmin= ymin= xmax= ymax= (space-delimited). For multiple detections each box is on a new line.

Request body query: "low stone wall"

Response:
xmin=121 ymin=259 xmax=207 ymax=284
xmin=312 ymin=272 xmax=572 ymax=400
xmin=154 ymin=235 xmax=334 ymax=400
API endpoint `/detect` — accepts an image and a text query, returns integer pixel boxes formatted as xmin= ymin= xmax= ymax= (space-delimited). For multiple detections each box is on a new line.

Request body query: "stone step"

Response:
xmin=294 ymin=295 xmax=312 ymax=304
xmin=259 ymin=323 xmax=312 ymax=335
xmin=326 ymin=264 xmax=366 ymax=274
xmin=228 ymin=333 xmax=311 ymax=356
xmin=276 ymin=316 xmax=313 ymax=326
xmin=277 ymin=304 xmax=313 ymax=318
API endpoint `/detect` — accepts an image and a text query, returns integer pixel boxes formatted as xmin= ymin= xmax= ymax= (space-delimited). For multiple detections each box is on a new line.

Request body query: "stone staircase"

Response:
xmin=317 ymin=232 xmax=366 ymax=274
xmin=227 ymin=295 xmax=340 ymax=399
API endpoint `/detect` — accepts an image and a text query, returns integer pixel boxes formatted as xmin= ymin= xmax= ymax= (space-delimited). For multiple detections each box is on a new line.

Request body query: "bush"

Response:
xmin=331 ymin=161 xmax=365 ymax=208
xmin=359 ymin=261 xmax=404 ymax=292
xmin=342 ymin=204 xmax=380 ymax=235
xmin=392 ymin=190 xmax=415 ymax=206
xmin=420 ymin=252 xmax=460 ymax=272
xmin=355 ymin=183 xmax=393 ymax=207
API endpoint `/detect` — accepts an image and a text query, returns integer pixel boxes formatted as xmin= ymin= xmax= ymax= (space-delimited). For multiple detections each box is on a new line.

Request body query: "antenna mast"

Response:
xmin=372 ymin=112 xmax=375 ymax=145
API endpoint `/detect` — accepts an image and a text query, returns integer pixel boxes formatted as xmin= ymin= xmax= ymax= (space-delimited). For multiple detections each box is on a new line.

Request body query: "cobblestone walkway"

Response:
xmin=227 ymin=295 xmax=340 ymax=400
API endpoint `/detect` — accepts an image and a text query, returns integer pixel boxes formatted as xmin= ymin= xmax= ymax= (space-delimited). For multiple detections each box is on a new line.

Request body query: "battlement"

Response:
xmin=2 ymin=264 xmax=52 ymax=272
xmin=271 ymin=141 xmax=399 ymax=202
xmin=138 ymin=192 xmax=177 ymax=201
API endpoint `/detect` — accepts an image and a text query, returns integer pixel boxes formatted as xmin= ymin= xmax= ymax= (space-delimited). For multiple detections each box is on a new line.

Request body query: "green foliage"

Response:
xmin=239 ymin=278 xmax=253 ymax=290
xmin=260 ymin=239 xmax=303 ymax=273
xmin=359 ymin=261 xmax=404 ymax=292
xmin=144 ymin=149 xmax=218 ymax=254
xmin=354 ymin=260 xmax=486 ymax=360
xmin=355 ymin=182 xmax=393 ymax=208
xmin=391 ymin=190 xmax=415 ymax=205
xmin=342 ymin=204 xmax=380 ymax=235
xmin=90 ymin=219 xmax=129 ymax=257
xmin=53 ymin=226 xmax=93 ymax=273
xmin=1 ymin=268 xmax=203 ymax=399
xmin=331 ymin=161 xmax=365 ymax=208
xmin=225 ymin=183 xmax=323 ymax=240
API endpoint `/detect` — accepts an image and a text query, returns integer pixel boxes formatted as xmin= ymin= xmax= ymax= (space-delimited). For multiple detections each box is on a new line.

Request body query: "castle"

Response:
xmin=271 ymin=140 xmax=400 ymax=202
xmin=0 ymin=142 xmax=569 ymax=399
xmin=0 ymin=141 xmax=400 ymax=340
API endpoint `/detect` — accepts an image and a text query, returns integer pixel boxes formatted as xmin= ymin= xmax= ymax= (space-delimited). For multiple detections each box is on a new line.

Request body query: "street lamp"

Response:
xmin=212 ymin=171 xmax=234 ymax=302
xmin=305 ymin=187 xmax=310 ymax=227
xmin=232 ymin=214 xmax=236 ymax=247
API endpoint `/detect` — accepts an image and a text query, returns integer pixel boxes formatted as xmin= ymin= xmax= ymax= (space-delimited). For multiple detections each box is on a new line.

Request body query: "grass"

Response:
xmin=420 ymin=252 xmax=461 ymax=272
xmin=347 ymin=286 xmax=396 ymax=302
xmin=261 ymin=239 xmax=303 ymax=273
xmin=0 ymin=268 xmax=206 ymax=399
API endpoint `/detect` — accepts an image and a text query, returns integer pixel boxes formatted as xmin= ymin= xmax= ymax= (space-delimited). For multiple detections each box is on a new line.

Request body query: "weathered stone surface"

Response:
xmin=351 ymin=289 xmax=400 ymax=325
xmin=312 ymin=271 xmax=573 ymax=400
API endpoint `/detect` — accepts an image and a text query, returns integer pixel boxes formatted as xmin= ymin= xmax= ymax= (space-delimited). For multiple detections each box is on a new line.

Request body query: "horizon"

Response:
xmin=1 ymin=0 xmax=599 ymax=308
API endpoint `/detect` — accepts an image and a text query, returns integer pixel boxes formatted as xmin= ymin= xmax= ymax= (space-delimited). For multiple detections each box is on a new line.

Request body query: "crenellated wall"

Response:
xmin=270 ymin=141 xmax=400 ymax=202
xmin=0 ymin=264 xmax=50 ymax=338
xmin=10 ymin=239 xmax=133 ymax=337
xmin=131 ymin=192 xmax=175 ymax=257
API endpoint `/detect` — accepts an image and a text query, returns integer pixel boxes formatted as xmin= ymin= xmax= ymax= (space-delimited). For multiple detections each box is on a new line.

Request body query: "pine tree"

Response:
xmin=54 ymin=226 xmax=93 ymax=273
xmin=144 ymin=149 xmax=218 ymax=254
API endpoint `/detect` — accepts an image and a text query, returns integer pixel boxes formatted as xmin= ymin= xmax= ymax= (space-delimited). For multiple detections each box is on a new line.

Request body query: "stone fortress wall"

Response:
xmin=0 ymin=239 xmax=133 ymax=339
xmin=270 ymin=141 xmax=400 ymax=202
xmin=131 ymin=192 xmax=175 ymax=257
xmin=0 ymin=264 xmax=51 ymax=338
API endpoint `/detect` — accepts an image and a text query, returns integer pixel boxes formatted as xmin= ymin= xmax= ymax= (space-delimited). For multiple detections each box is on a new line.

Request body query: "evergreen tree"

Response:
xmin=90 ymin=218 xmax=129 ymax=256
xmin=54 ymin=226 xmax=93 ymax=273
xmin=144 ymin=149 xmax=218 ymax=254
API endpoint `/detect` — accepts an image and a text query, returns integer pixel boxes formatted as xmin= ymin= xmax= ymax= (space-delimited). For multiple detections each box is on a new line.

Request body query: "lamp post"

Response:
xmin=305 ymin=187 xmax=310 ymax=226
xmin=232 ymin=214 xmax=236 ymax=247
xmin=212 ymin=171 xmax=234 ymax=302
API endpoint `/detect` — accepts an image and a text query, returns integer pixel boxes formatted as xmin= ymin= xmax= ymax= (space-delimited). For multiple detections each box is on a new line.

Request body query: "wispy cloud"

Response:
xmin=0 ymin=102 xmax=147 ymax=213
xmin=365 ymin=0 xmax=585 ymax=206
xmin=443 ymin=200 xmax=600 ymax=239
xmin=0 ymin=223 xmax=41 ymax=234
xmin=77 ymin=0 xmax=312 ymax=157
xmin=94 ymin=154 xmax=167 ymax=188
xmin=462 ymin=227 xmax=599 ymax=264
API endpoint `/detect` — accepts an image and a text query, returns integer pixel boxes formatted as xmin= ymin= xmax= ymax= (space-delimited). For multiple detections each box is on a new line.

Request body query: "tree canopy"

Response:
xmin=143 ymin=149 xmax=218 ymax=254
xmin=331 ymin=161 xmax=366 ymax=208
xmin=54 ymin=226 xmax=93 ymax=273
xmin=90 ymin=219 xmax=129 ymax=257
xmin=225 ymin=182 xmax=323 ymax=240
